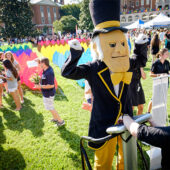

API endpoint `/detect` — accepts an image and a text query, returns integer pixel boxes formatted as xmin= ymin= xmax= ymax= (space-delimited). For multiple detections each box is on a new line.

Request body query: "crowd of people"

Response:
xmin=128 ymin=28 xmax=170 ymax=57
xmin=0 ymin=27 xmax=169 ymax=168
xmin=0 ymin=51 xmax=65 ymax=127
xmin=129 ymin=29 xmax=170 ymax=115
xmin=1 ymin=28 xmax=169 ymax=118
xmin=0 ymin=28 xmax=169 ymax=120
xmin=0 ymin=32 xmax=91 ymax=46
xmin=1 ymin=28 xmax=169 ymax=50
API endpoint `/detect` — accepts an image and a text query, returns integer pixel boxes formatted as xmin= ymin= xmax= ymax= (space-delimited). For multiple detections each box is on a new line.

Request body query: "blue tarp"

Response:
xmin=52 ymin=48 xmax=92 ymax=87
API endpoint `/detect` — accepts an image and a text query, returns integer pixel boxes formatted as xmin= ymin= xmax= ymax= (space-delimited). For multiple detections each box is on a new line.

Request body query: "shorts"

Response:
xmin=43 ymin=96 xmax=55 ymax=111
xmin=8 ymin=87 xmax=18 ymax=93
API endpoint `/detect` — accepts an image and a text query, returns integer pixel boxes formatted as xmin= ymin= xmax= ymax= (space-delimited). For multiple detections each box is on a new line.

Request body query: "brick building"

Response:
xmin=156 ymin=0 xmax=169 ymax=9
xmin=30 ymin=0 xmax=64 ymax=34
xmin=120 ymin=0 xmax=169 ymax=26
xmin=121 ymin=0 xmax=157 ymax=12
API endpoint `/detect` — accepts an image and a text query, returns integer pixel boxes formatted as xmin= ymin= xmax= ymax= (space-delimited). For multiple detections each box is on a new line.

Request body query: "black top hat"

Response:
xmin=89 ymin=0 xmax=127 ymax=37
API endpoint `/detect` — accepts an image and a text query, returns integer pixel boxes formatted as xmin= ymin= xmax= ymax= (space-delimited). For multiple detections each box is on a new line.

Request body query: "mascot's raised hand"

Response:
xmin=68 ymin=39 xmax=82 ymax=51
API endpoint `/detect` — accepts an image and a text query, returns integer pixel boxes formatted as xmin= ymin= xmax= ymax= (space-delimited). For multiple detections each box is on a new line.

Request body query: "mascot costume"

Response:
xmin=62 ymin=0 xmax=144 ymax=169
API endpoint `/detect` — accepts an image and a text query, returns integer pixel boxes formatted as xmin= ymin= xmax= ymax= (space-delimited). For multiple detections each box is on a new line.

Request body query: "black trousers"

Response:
xmin=137 ymin=125 xmax=170 ymax=170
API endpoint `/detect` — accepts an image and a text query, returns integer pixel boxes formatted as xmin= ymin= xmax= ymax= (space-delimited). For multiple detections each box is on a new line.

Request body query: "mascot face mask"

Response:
xmin=99 ymin=30 xmax=130 ymax=73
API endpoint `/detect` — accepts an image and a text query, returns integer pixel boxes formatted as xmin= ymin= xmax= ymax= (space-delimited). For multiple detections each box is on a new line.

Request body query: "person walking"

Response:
xmin=4 ymin=51 xmax=24 ymax=103
xmin=129 ymin=67 xmax=146 ymax=115
xmin=129 ymin=33 xmax=148 ymax=115
xmin=151 ymin=34 xmax=161 ymax=63
xmin=1 ymin=60 xmax=21 ymax=111
xmin=35 ymin=58 xmax=65 ymax=127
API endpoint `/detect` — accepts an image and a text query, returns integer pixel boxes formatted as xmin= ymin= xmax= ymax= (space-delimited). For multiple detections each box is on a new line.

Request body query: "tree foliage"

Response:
xmin=53 ymin=15 xmax=77 ymax=33
xmin=53 ymin=20 xmax=62 ymax=33
xmin=0 ymin=0 xmax=37 ymax=38
xmin=60 ymin=4 xmax=81 ymax=20
xmin=78 ymin=0 xmax=93 ymax=31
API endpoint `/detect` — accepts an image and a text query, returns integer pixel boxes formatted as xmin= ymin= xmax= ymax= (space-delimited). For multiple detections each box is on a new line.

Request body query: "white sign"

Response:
xmin=152 ymin=76 xmax=169 ymax=126
xmin=27 ymin=60 xmax=38 ymax=68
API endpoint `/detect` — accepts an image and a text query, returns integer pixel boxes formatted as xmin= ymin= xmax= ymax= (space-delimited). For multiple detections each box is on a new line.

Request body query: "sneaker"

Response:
xmin=56 ymin=120 xmax=65 ymax=127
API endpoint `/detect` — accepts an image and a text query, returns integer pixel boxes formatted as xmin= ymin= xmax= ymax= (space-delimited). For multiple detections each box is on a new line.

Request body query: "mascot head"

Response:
xmin=90 ymin=0 xmax=129 ymax=73
xmin=133 ymin=33 xmax=148 ymax=67
xmin=135 ymin=34 xmax=148 ymax=45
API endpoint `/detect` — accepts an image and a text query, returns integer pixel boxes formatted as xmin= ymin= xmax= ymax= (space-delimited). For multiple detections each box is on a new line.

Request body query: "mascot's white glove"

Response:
xmin=68 ymin=39 xmax=82 ymax=51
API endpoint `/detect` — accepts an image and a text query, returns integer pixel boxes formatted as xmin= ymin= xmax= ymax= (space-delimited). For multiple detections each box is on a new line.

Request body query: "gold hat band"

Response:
xmin=95 ymin=21 xmax=120 ymax=30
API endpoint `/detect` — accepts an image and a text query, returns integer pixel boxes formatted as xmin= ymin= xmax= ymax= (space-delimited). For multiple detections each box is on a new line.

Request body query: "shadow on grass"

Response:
xmin=0 ymin=116 xmax=6 ymax=144
xmin=24 ymin=85 xmax=68 ymax=101
xmin=58 ymin=126 xmax=94 ymax=169
xmin=27 ymin=90 xmax=42 ymax=98
xmin=137 ymin=141 xmax=150 ymax=170
xmin=55 ymin=85 xmax=68 ymax=101
xmin=2 ymin=97 xmax=44 ymax=137
xmin=0 ymin=116 xmax=26 ymax=169
xmin=0 ymin=146 xmax=26 ymax=170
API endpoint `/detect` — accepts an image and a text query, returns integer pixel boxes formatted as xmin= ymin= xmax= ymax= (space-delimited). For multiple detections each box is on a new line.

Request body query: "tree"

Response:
xmin=0 ymin=0 xmax=37 ymax=38
xmin=60 ymin=15 xmax=78 ymax=33
xmin=78 ymin=0 xmax=93 ymax=31
xmin=53 ymin=15 xmax=77 ymax=33
xmin=60 ymin=4 xmax=81 ymax=20
xmin=53 ymin=20 xmax=62 ymax=33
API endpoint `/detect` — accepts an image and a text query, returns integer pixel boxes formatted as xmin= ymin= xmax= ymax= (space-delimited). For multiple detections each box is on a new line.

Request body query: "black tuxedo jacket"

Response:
xmin=61 ymin=48 xmax=133 ymax=149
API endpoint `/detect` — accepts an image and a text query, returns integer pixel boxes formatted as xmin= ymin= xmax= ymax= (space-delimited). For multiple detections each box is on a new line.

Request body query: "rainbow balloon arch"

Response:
xmin=0 ymin=39 xmax=93 ymax=90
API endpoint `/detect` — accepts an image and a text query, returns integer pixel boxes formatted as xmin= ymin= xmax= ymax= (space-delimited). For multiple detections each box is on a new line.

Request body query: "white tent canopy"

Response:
xmin=125 ymin=19 xmax=144 ymax=29
xmin=144 ymin=13 xmax=170 ymax=28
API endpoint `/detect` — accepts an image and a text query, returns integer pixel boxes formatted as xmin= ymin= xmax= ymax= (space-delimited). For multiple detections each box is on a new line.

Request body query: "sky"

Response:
xmin=64 ymin=0 xmax=81 ymax=4
xmin=65 ymin=0 xmax=72 ymax=4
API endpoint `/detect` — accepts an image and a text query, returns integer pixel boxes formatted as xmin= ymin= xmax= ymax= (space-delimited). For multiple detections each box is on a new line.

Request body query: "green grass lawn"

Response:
xmin=0 ymin=53 xmax=169 ymax=169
